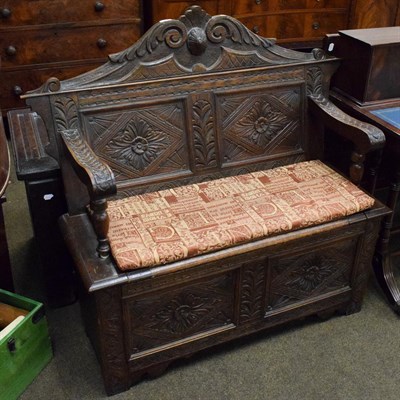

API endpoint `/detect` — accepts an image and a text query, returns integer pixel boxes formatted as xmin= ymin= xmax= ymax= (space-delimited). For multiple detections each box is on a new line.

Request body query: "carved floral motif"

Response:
xmin=105 ymin=119 xmax=170 ymax=171
xmin=147 ymin=292 xmax=221 ymax=335
xmin=270 ymin=247 xmax=352 ymax=310
xmin=238 ymin=100 xmax=286 ymax=147
xmin=286 ymin=257 xmax=334 ymax=292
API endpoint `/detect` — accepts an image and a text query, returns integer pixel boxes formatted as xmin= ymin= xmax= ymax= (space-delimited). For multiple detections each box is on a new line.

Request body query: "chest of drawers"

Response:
xmin=150 ymin=0 xmax=351 ymax=49
xmin=0 ymin=0 xmax=143 ymax=114
xmin=149 ymin=0 xmax=399 ymax=50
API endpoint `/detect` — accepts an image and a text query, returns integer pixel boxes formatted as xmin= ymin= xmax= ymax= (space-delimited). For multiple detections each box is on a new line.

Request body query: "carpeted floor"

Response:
xmin=3 ymin=155 xmax=400 ymax=400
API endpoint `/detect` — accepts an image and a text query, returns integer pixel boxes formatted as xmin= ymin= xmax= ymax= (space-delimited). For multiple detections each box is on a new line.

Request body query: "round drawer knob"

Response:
xmin=255 ymin=0 xmax=262 ymax=4
xmin=252 ymin=25 xmax=260 ymax=34
xmin=1 ymin=8 xmax=12 ymax=18
xmin=312 ymin=22 xmax=320 ymax=30
xmin=6 ymin=45 xmax=17 ymax=56
xmin=13 ymin=85 xmax=23 ymax=96
xmin=94 ymin=2 xmax=105 ymax=12
xmin=97 ymin=38 xmax=107 ymax=49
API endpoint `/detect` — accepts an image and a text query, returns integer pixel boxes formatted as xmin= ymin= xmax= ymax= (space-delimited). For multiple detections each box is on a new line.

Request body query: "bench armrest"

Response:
xmin=61 ymin=128 xmax=116 ymax=258
xmin=308 ymin=95 xmax=385 ymax=152
xmin=61 ymin=129 xmax=116 ymax=200
xmin=308 ymin=95 xmax=385 ymax=185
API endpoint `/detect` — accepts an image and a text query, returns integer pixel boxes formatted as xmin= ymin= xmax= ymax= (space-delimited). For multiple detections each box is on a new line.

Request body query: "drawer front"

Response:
xmin=0 ymin=0 xmax=141 ymax=26
xmin=151 ymin=0 xmax=232 ymax=24
xmin=0 ymin=63 xmax=102 ymax=112
xmin=233 ymin=0 xmax=350 ymax=15
xmin=1 ymin=22 xmax=141 ymax=67
xmin=238 ymin=12 xmax=348 ymax=41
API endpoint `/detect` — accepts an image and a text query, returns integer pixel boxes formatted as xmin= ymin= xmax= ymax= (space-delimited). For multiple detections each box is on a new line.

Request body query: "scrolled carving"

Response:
xmin=312 ymin=48 xmax=327 ymax=60
xmin=47 ymin=77 xmax=61 ymax=92
xmin=61 ymin=128 xmax=116 ymax=198
xmin=109 ymin=20 xmax=188 ymax=62
xmin=38 ymin=77 xmax=61 ymax=93
xmin=309 ymin=95 xmax=385 ymax=149
xmin=206 ymin=14 xmax=274 ymax=48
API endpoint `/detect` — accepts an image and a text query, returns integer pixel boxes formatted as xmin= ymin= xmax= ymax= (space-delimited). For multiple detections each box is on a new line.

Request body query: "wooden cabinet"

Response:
xmin=149 ymin=0 xmax=399 ymax=49
xmin=150 ymin=0 xmax=231 ymax=22
xmin=349 ymin=0 xmax=400 ymax=29
xmin=0 ymin=0 xmax=143 ymax=114
xmin=2 ymin=0 xmax=399 ymax=114
xmin=149 ymin=0 xmax=352 ymax=48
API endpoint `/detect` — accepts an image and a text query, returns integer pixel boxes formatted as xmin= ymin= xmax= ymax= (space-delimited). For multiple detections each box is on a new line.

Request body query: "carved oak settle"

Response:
xmin=10 ymin=7 xmax=389 ymax=395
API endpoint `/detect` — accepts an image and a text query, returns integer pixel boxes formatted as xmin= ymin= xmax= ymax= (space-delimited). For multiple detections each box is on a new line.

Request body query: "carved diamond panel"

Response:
xmin=218 ymin=87 xmax=304 ymax=164
xmin=269 ymin=239 xmax=357 ymax=311
xmin=82 ymin=102 xmax=190 ymax=181
xmin=124 ymin=273 xmax=234 ymax=357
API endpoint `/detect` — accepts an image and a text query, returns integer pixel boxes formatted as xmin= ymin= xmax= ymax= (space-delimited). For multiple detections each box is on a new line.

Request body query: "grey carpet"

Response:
xmin=3 ymin=155 xmax=400 ymax=400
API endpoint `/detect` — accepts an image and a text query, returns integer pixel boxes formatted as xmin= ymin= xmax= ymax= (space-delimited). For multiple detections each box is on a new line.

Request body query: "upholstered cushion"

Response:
xmin=107 ymin=160 xmax=374 ymax=271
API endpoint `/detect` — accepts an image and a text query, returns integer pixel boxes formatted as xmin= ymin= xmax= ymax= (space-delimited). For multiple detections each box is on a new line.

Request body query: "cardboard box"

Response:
xmin=0 ymin=289 xmax=52 ymax=400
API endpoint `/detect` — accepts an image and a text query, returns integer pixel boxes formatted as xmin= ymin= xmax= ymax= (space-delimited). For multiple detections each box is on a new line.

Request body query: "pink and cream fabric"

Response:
xmin=107 ymin=160 xmax=375 ymax=271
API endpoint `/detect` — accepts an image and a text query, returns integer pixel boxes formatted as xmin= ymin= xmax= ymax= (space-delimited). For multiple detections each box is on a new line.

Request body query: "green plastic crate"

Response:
xmin=0 ymin=289 xmax=52 ymax=400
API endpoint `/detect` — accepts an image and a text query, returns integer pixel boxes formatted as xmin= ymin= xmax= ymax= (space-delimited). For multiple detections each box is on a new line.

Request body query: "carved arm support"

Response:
xmin=308 ymin=95 xmax=385 ymax=186
xmin=61 ymin=129 xmax=116 ymax=258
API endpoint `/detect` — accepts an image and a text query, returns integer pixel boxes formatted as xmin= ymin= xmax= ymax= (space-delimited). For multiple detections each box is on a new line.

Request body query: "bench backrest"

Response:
xmin=22 ymin=6 xmax=338 ymax=213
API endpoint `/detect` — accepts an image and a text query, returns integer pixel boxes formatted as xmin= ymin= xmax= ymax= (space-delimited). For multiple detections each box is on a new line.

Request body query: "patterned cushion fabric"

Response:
xmin=107 ymin=160 xmax=375 ymax=271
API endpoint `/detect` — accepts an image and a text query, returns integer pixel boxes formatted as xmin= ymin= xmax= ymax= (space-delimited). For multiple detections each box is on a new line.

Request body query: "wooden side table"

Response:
xmin=325 ymin=27 xmax=400 ymax=313
xmin=331 ymin=92 xmax=400 ymax=312
xmin=0 ymin=115 xmax=14 ymax=291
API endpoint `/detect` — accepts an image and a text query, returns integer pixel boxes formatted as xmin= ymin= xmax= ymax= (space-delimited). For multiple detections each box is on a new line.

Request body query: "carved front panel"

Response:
xmin=81 ymin=100 xmax=190 ymax=181
xmin=268 ymin=237 xmax=357 ymax=311
xmin=218 ymin=85 xmax=305 ymax=166
xmin=239 ymin=261 xmax=267 ymax=323
xmin=124 ymin=272 xmax=235 ymax=359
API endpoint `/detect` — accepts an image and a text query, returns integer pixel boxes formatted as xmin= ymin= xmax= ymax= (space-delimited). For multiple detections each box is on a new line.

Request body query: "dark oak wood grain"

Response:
xmin=12 ymin=7 xmax=390 ymax=394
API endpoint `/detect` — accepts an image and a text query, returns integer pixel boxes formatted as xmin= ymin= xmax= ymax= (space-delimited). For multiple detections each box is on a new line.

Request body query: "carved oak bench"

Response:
xmin=10 ymin=6 xmax=389 ymax=395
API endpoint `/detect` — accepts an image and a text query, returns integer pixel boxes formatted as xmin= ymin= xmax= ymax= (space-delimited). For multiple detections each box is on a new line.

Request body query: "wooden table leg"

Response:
xmin=373 ymin=169 xmax=400 ymax=314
